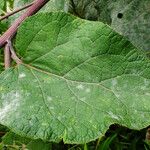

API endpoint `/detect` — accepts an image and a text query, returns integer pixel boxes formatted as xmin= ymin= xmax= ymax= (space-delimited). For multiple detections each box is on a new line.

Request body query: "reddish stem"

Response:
xmin=4 ymin=41 xmax=11 ymax=69
xmin=9 ymin=40 xmax=22 ymax=64
xmin=0 ymin=2 xmax=34 ymax=21
xmin=0 ymin=0 xmax=49 ymax=48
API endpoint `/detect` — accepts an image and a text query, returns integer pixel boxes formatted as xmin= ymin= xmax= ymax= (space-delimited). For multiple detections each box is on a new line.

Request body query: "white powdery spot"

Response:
xmin=58 ymin=116 xmax=61 ymax=120
xmin=68 ymin=127 xmax=72 ymax=132
xmin=81 ymin=97 xmax=86 ymax=101
xmin=144 ymin=79 xmax=149 ymax=87
xmin=114 ymin=92 xmax=121 ymax=98
xmin=111 ymin=79 xmax=118 ymax=87
xmin=47 ymin=96 xmax=53 ymax=102
xmin=42 ymin=122 xmax=49 ymax=126
xmin=33 ymin=79 xmax=38 ymax=83
xmin=49 ymin=107 xmax=54 ymax=110
xmin=0 ymin=91 xmax=21 ymax=120
xmin=89 ymin=120 xmax=93 ymax=123
xmin=76 ymin=84 xmax=84 ymax=90
xmin=141 ymin=86 xmax=146 ymax=90
xmin=134 ymin=110 xmax=138 ymax=113
xmin=29 ymin=120 xmax=34 ymax=126
xmin=19 ymin=73 xmax=26 ymax=79
xmin=85 ymin=88 xmax=91 ymax=93
xmin=108 ymin=111 xmax=120 ymax=120
xmin=25 ymin=92 xmax=31 ymax=97
xmin=123 ymin=84 xmax=128 ymax=88
xmin=131 ymin=69 xmax=137 ymax=74
xmin=146 ymin=93 xmax=150 ymax=96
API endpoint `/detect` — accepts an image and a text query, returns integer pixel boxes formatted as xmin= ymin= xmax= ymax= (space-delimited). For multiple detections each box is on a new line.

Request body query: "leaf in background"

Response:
xmin=1 ymin=131 xmax=52 ymax=150
xmin=9 ymin=0 xmax=33 ymax=23
xmin=0 ymin=0 xmax=4 ymax=15
xmin=0 ymin=124 xmax=8 ymax=142
xmin=13 ymin=0 xmax=32 ymax=7
xmin=69 ymin=0 xmax=150 ymax=51
xmin=9 ymin=0 xmax=69 ymax=23
xmin=0 ymin=21 xmax=8 ymax=35
xmin=0 ymin=12 xmax=150 ymax=143
xmin=40 ymin=0 xmax=70 ymax=13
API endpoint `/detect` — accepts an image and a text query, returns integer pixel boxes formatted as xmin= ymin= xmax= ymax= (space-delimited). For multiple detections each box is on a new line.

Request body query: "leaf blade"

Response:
xmin=0 ymin=12 xmax=150 ymax=143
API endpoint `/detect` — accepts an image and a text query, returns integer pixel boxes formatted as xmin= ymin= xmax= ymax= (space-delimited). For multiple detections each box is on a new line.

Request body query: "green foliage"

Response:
xmin=8 ymin=0 xmax=33 ymax=23
xmin=0 ymin=12 xmax=150 ymax=144
xmin=0 ymin=125 xmax=150 ymax=150
xmin=0 ymin=22 xmax=8 ymax=35
xmin=9 ymin=0 xmax=69 ymax=23
xmin=98 ymin=125 xmax=149 ymax=150
xmin=0 ymin=0 xmax=150 ymax=149
xmin=9 ymin=0 xmax=150 ymax=51
xmin=0 ymin=49 xmax=4 ymax=73
xmin=0 ymin=0 xmax=4 ymax=14
xmin=0 ymin=131 xmax=52 ymax=150
xmin=68 ymin=0 xmax=150 ymax=51
xmin=40 ymin=0 xmax=70 ymax=12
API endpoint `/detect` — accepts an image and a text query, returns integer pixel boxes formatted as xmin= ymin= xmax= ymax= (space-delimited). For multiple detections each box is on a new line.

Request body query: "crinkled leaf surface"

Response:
xmin=69 ymin=0 xmax=150 ymax=51
xmin=0 ymin=12 xmax=150 ymax=143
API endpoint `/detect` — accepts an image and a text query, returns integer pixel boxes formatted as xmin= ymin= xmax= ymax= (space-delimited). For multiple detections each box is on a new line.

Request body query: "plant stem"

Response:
xmin=4 ymin=41 xmax=11 ymax=69
xmin=0 ymin=0 xmax=49 ymax=48
xmin=4 ymin=40 xmax=22 ymax=68
xmin=0 ymin=2 xmax=34 ymax=21
xmin=8 ymin=40 xmax=22 ymax=64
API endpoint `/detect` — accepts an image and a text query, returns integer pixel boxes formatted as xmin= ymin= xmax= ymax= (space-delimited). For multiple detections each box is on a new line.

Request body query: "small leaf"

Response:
xmin=0 ymin=12 xmax=150 ymax=143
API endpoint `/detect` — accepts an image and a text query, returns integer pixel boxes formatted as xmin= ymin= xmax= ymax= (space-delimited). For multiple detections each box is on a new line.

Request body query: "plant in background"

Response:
xmin=0 ymin=0 xmax=150 ymax=149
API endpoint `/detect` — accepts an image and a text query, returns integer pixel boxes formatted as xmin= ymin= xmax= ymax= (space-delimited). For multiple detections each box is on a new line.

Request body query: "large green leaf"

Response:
xmin=69 ymin=0 xmax=150 ymax=51
xmin=0 ymin=12 xmax=150 ymax=143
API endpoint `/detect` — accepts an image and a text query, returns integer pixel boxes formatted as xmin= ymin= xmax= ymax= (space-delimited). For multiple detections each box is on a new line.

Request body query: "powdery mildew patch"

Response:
xmin=0 ymin=90 xmax=21 ymax=120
